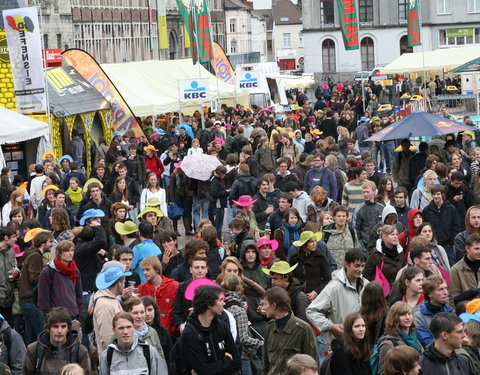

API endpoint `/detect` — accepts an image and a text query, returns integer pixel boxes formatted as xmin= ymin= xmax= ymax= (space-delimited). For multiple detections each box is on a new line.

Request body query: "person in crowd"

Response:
xmin=140 ymin=173 xmax=167 ymax=215
xmin=446 ymin=172 xmax=474 ymax=231
xmin=229 ymin=163 xmax=258 ymax=204
xmin=414 ymin=275 xmax=453 ymax=347
xmin=384 ymin=346 xmax=421 ymax=375
xmin=286 ymin=354 xmax=319 ymax=375
xmin=410 ymin=170 xmax=438 ymax=210
xmin=422 ymin=184 xmax=462 ymax=266
xmin=253 ymin=177 xmax=274 ymax=231
xmin=376 ymin=301 xmax=422 ymax=375
xmin=267 ymin=192 xmax=293 ymax=238
xmin=275 ymin=158 xmax=300 ymax=193
xmin=342 ymin=166 xmax=368 ymax=217
xmin=157 ymin=231 xmax=183 ymax=278
xmin=131 ymin=222 xmax=161 ymax=283
xmin=273 ymin=207 xmax=302 ymax=260
xmin=144 ymin=145 xmax=165 ymax=182
xmin=124 ymin=143 xmax=146 ymax=186
xmin=263 ymin=287 xmax=318 ymax=375
xmin=286 ymin=181 xmax=311 ymax=222
xmin=0 ymin=313 xmax=25 ymax=375
xmin=364 ymin=225 xmax=405 ymax=288
xmin=22 ymin=307 xmax=90 ymax=375
xmin=358 ymin=281 xmax=389 ymax=348
xmin=353 ymin=181 xmax=384 ymax=250
xmin=367 ymin=205 xmax=406 ymax=254
xmin=307 ymin=248 xmax=368 ymax=344
xmin=306 ymin=186 xmax=338 ymax=231
xmin=415 ymin=224 xmax=450 ymax=273
xmin=392 ymin=139 xmax=415 ymax=193
xmin=179 ymin=285 xmax=241 ymax=374
xmin=77 ymin=182 xmax=112 ymax=223
xmin=419 ymin=313 xmax=472 ymax=375
xmin=376 ymin=176 xmax=395 ymax=206
xmin=458 ymin=299 xmax=480 ymax=373
xmin=304 ymin=153 xmax=337 ymax=200
xmin=1 ymin=191 xmax=23 ymax=227
xmin=290 ymin=231 xmax=331 ymax=301
xmin=98 ymin=311 xmax=166 ymax=374
xmin=398 ymin=209 xmax=423 ymax=261
xmin=254 ymin=136 xmax=276 ymax=175
xmin=329 ymin=312 xmax=371 ymax=375
xmin=393 ymin=187 xmax=411 ymax=228
xmin=454 ymin=205 xmax=480 ymax=262
xmin=209 ymin=165 xmax=229 ymax=237
xmin=0 ymin=227 xmax=21 ymax=326
xmin=138 ymin=256 xmax=179 ymax=337
xmin=122 ymin=297 xmax=165 ymax=359
xmin=37 ymin=185 xmax=58 ymax=229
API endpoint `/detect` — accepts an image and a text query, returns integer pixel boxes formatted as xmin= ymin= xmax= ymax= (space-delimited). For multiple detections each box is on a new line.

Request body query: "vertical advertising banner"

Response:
xmin=336 ymin=0 xmax=359 ymax=50
xmin=157 ymin=0 xmax=168 ymax=49
xmin=210 ymin=42 xmax=236 ymax=85
xmin=407 ymin=0 xmax=422 ymax=46
xmin=2 ymin=7 xmax=46 ymax=113
xmin=194 ymin=0 xmax=214 ymax=62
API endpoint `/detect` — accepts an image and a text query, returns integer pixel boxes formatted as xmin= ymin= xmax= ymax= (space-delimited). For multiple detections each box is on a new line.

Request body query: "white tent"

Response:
xmin=381 ymin=46 xmax=480 ymax=74
xmin=0 ymin=106 xmax=51 ymax=168
xmin=101 ymin=59 xmax=250 ymax=116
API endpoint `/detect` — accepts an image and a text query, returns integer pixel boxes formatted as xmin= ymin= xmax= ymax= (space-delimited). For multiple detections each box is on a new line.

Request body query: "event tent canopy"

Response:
xmin=451 ymin=57 xmax=480 ymax=72
xmin=380 ymin=46 xmax=480 ymax=74
xmin=101 ymin=59 xmax=250 ymax=116
xmin=0 ymin=106 xmax=51 ymax=168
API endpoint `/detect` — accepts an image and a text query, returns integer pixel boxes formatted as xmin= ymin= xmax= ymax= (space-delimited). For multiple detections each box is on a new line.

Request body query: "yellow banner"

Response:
xmin=158 ymin=15 xmax=168 ymax=49
xmin=184 ymin=25 xmax=191 ymax=48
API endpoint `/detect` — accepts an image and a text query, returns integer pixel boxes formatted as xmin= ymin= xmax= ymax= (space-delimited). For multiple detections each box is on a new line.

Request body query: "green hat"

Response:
xmin=146 ymin=197 xmax=162 ymax=207
xmin=262 ymin=261 xmax=298 ymax=276
xmin=114 ymin=221 xmax=138 ymax=236
xmin=137 ymin=207 xmax=163 ymax=219
xmin=292 ymin=231 xmax=323 ymax=247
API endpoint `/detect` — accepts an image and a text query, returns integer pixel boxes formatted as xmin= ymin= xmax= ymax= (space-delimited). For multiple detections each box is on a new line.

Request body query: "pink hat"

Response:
xmin=13 ymin=244 xmax=24 ymax=258
xmin=149 ymin=132 xmax=158 ymax=138
xmin=174 ymin=161 xmax=182 ymax=169
xmin=184 ymin=277 xmax=223 ymax=301
xmin=212 ymin=137 xmax=225 ymax=144
xmin=233 ymin=195 xmax=257 ymax=207
xmin=224 ymin=123 xmax=233 ymax=128
xmin=257 ymin=238 xmax=279 ymax=251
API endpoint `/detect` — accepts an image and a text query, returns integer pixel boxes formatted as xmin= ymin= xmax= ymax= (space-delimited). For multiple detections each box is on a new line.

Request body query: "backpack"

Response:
xmin=370 ymin=336 xmax=401 ymax=375
xmin=34 ymin=340 xmax=79 ymax=375
xmin=106 ymin=341 xmax=150 ymax=373
xmin=319 ymin=351 xmax=333 ymax=375
xmin=32 ymin=266 xmax=56 ymax=304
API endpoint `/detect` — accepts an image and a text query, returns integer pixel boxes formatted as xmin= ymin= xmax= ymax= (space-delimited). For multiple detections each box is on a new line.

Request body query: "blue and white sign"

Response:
xmin=238 ymin=72 xmax=259 ymax=89
xmin=179 ymin=78 xmax=209 ymax=101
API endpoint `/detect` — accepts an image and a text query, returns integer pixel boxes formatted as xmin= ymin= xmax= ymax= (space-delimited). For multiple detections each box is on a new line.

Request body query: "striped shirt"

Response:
xmin=342 ymin=181 xmax=364 ymax=217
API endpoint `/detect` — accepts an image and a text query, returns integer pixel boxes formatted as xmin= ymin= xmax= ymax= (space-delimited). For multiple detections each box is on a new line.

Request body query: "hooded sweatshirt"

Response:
xmin=292 ymin=191 xmax=312 ymax=221
xmin=0 ymin=319 xmax=25 ymax=375
xmin=419 ymin=343 xmax=471 ymax=375
xmin=367 ymin=205 xmax=405 ymax=253
xmin=398 ymin=208 xmax=422 ymax=261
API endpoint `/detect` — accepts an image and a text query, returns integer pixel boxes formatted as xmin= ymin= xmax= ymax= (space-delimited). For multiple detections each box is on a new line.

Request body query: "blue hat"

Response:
xmin=155 ymin=128 xmax=166 ymax=136
xmin=275 ymin=114 xmax=284 ymax=120
xmin=460 ymin=311 xmax=480 ymax=323
xmin=95 ymin=267 xmax=132 ymax=290
xmin=58 ymin=155 xmax=73 ymax=163
xmin=80 ymin=208 xmax=105 ymax=226
xmin=112 ymin=131 xmax=123 ymax=138
xmin=358 ymin=116 xmax=369 ymax=123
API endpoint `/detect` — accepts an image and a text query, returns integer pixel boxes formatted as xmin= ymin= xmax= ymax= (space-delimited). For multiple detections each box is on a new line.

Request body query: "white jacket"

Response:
xmin=293 ymin=191 xmax=312 ymax=222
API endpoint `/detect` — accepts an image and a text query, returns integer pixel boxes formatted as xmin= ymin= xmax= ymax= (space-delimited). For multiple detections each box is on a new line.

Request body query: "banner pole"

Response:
xmin=38 ymin=6 xmax=53 ymax=145
xmin=177 ymin=79 xmax=183 ymax=123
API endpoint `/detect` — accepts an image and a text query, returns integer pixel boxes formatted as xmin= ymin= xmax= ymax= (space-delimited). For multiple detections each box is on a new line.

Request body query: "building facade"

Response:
xmin=302 ymin=0 xmax=480 ymax=81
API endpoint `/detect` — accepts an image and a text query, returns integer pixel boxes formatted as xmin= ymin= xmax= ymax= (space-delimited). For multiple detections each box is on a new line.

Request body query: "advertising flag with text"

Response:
xmin=336 ymin=0 xmax=359 ymax=50
xmin=210 ymin=42 xmax=235 ymax=85
xmin=407 ymin=0 xmax=421 ymax=46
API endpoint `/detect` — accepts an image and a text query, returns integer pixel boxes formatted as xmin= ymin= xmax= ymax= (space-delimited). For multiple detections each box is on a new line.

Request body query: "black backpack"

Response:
xmin=34 ymin=340 xmax=79 ymax=375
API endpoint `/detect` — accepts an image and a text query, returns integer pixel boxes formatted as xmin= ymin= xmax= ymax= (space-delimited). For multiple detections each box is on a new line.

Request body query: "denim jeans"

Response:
xmin=193 ymin=198 xmax=210 ymax=232
xmin=317 ymin=334 xmax=325 ymax=364
xmin=214 ymin=207 xmax=225 ymax=239
xmin=241 ymin=359 xmax=253 ymax=375
xmin=443 ymin=246 xmax=456 ymax=268
xmin=20 ymin=302 xmax=44 ymax=345
xmin=383 ymin=142 xmax=395 ymax=173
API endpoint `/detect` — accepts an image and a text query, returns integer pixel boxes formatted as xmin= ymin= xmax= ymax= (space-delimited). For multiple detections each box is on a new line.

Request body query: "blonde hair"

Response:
xmin=61 ymin=364 xmax=84 ymax=375
xmin=385 ymin=301 xmax=416 ymax=335
xmin=337 ymin=126 xmax=349 ymax=139
xmin=423 ymin=169 xmax=438 ymax=181
xmin=309 ymin=186 xmax=327 ymax=205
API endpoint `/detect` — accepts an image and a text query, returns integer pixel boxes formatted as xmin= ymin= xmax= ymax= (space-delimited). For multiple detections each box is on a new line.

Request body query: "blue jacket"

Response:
xmin=132 ymin=239 xmax=161 ymax=283
xmin=303 ymin=167 xmax=338 ymax=201
xmin=414 ymin=302 xmax=453 ymax=348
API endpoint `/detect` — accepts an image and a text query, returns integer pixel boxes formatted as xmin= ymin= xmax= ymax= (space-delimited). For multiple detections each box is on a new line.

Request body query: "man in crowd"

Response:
xmin=22 ymin=307 xmax=90 ymax=374
xmin=392 ymin=139 xmax=415 ymax=193
xmin=253 ymin=177 xmax=275 ymax=231
xmin=0 ymin=227 xmax=19 ymax=326
xmin=454 ymin=206 xmax=480 ymax=262
xmin=304 ymin=153 xmax=337 ymax=200
xmin=342 ymin=166 xmax=367 ymax=217
xmin=275 ymin=158 xmax=299 ymax=193
xmin=393 ymin=187 xmax=411 ymax=228
xmin=131 ymin=222 xmax=161 ymax=283
xmin=446 ymin=171 xmax=474 ymax=231
xmin=77 ymin=182 xmax=112 ymax=223
xmin=267 ymin=193 xmax=293 ymax=237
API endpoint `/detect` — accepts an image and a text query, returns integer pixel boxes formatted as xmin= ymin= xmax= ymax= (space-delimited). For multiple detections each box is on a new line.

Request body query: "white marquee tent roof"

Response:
xmin=101 ymin=59 xmax=250 ymax=116
xmin=380 ymin=46 xmax=480 ymax=74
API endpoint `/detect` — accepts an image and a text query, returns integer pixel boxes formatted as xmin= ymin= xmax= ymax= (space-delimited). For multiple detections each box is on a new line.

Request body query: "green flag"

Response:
xmin=336 ymin=0 xmax=359 ymax=50
xmin=192 ymin=0 xmax=214 ymax=62
xmin=175 ymin=0 xmax=198 ymax=63
xmin=407 ymin=0 xmax=421 ymax=46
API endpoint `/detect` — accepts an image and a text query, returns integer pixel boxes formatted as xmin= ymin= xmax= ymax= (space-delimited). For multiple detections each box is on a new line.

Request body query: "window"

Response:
xmin=320 ymin=1 xmax=335 ymax=25
xmin=229 ymin=19 xmax=236 ymax=33
xmin=283 ymin=33 xmax=291 ymax=48
xmin=468 ymin=0 xmax=480 ymax=12
xmin=322 ymin=39 xmax=336 ymax=73
xmin=299 ymin=33 xmax=303 ymax=48
xmin=399 ymin=35 xmax=413 ymax=54
xmin=398 ymin=0 xmax=408 ymax=21
xmin=57 ymin=34 xmax=62 ymax=49
xmin=43 ymin=33 xmax=49 ymax=49
xmin=230 ymin=39 xmax=237 ymax=53
xmin=359 ymin=0 xmax=373 ymax=23
xmin=439 ymin=28 xmax=479 ymax=46
xmin=361 ymin=37 xmax=374 ymax=71
xmin=437 ymin=0 xmax=452 ymax=14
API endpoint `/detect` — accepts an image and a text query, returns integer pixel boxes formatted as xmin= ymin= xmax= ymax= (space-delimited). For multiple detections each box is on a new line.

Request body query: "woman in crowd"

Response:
xmin=144 ymin=145 xmax=165 ymax=183
xmin=376 ymin=176 xmax=395 ymax=206
xmin=37 ymin=185 xmax=58 ymax=229
xmin=273 ymin=207 xmax=302 ymax=260
xmin=50 ymin=208 xmax=74 ymax=253
xmin=306 ymin=186 xmax=338 ymax=230
xmin=140 ymin=172 xmax=168 ymax=215
xmin=209 ymin=165 xmax=229 ymax=238
xmin=216 ymin=256 xmax=265 ymax=297
xmin=377 ymin=301 xmax=422 ymax=375
xmin=416 ymin=223 xmax=450 ymax=272
xmin=254 ymin=137 xmax=275 ymax=176
xmin=359 ymin=281 xmax=389 ymax=347
xmin=169 ymin=163 xmax=193 ymax=236
xmin=330 ymin=312 xmax=371 ymax=375
xmin=449 ymin=151 xmax=471 ymax=182
xmin=141 ymin=295 xmax=172 ymax=363
xmin=364 ymin=225 xmax=405 ymax=288
xmin=187 ymin=138 xmax=203 ymax=156
xmin=109 ymin=202 xmax=131 ymax=245
xmin=325 ymin=154 xmax=347 ymax=204
xmin=1 ymin=190 xmax=23 ymax=226
xmin=388 ymin=266 xmax=425 ymax=308
xmin=410 ymin=170 xmax=438 ymax=210
xmin=398 ymin=209 xmax=423 ymax=262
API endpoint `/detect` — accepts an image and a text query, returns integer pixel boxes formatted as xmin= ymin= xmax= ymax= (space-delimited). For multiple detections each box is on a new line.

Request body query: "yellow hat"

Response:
xmin=137 ymin=207 xmax=164 ymax=219
xmin=42 ymin=151 xmax=55 ymax=160
xmin=311 ymin=129 xmax=323 ymax=135
xmin=144 ymin=145 xmax=158 ymax=152
xmin=84 ymin=178 xmax=104 ymax=191
xmin=290 ymin=104 xmax=301 ymax=111
xmin=41 ymin=184 xmax=59 ymax=196
xmin=24 ymin=228 xmax=51 ymax=243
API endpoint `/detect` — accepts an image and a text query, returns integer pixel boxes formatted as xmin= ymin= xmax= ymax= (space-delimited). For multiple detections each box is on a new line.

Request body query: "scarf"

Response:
xmin=134 ymin=322 xmax=149 ymax=339
xmin=426 ymin=301 xmax=444 ymax=315
xmin=281 ymin=223 xmax=301 ymax=252
xmin=399 ymin=329 xmax=421 ymax=352
xmin=381 ymin=241 xmax=399 ymax=260
xmin=261 ymin=255 xmax=273 ymax=268
xmin=53 ymin=259 xmax=79 ymax=281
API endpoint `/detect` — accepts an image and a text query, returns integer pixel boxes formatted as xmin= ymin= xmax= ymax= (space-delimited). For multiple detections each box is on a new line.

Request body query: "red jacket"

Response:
xmin=145 ymin=155 xmax=164 ymax=179
xmin=139 ymin=276 xmax=179 ymax=336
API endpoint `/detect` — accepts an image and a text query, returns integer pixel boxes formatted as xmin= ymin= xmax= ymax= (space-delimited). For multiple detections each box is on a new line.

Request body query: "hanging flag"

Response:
xmin=2 ymin=7 xmax=46 ymax=113
xmin=336 ymin=0 xmax=359 ymax=50
xmin=193 ymin=0 xmax=214 ymax=62
xmin=184 ymin=24 xmax=191 ymax=48
xmin=157 ymin=0 xmax=168 ymax=49
xmin=407 ymin=0 xmax=421 ymax=46
xmin=176 ymin=0 xmax=198 ymax=63
xmin=210 ymin=42 xmax=236 ymax=85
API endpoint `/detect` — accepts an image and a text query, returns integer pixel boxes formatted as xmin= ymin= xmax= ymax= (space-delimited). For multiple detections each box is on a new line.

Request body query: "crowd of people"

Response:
xmin=0 ymin=82 xmax=479 ymax=375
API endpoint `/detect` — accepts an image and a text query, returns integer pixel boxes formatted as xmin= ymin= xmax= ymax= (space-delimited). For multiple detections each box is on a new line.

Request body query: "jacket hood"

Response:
xmin=407 ymin=209 xmax=422 ymax=236
xmin=186 ymin=312 xmax=223 ymax=334
xmin=422 ymin=343 xmax=459 ymax=364
xmin=239 ymin=239 xmax=260 ymax=267
xmin=93 ymin=288 xmax=119 ymax=302
xmin=38 ymin=329 xmax=81 ymax=350
xmin=297 ymin=191 xmax=310 ymax=201
xmin=375 ymin=239 xmax=403 ymax=255
xmin=286 ymin=277 xmax=305 ymax=295
xmin=382 ymin=205 xmax=398 ymax=223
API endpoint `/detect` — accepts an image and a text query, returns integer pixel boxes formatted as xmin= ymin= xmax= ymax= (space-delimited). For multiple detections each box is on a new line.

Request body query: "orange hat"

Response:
xmin=144 ymin=145 xmax=158 ymax=152
xmin=24 ymin=228 xmax=51 ymax=243
xmin=466 ymin=299 xmax=480 ymax=314
xmin=41 ymin=184 xmax=59 ymax=196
